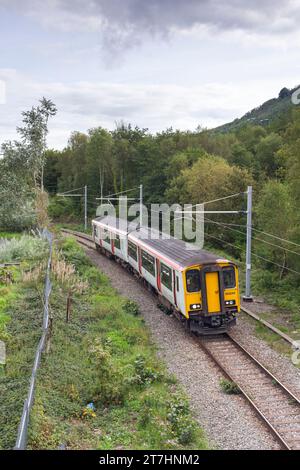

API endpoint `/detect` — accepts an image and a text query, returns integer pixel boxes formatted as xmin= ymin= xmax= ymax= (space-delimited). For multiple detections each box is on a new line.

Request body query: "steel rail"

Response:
xmin=199 ymin=333 xmax=300 ymax=450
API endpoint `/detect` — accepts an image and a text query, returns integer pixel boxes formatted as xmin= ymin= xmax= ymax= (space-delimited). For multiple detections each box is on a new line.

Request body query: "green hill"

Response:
xmin=215 ymin=85 xmax=300 ymax=133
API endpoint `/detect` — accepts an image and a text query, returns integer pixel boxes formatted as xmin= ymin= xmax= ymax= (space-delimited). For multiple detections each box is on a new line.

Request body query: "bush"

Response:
xmin=167 ymin=397 xmax=196 ymax=445
xmin=59 ymin=237 xmax=91 ymax=272
xmin=123 ymin=300 xmax=140 ymax=316
xmin=0 ymin=235 xmax=48 ymax=263
xmin=131 ymin=355 xmax=160 ymax=386
xmin=48 ymin=196 xmax=76 ymax=220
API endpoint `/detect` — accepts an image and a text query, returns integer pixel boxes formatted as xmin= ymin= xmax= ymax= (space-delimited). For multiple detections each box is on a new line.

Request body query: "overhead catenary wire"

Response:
xmin=103 ymin=186 xmax=140 ymax=199
xmin=187 ymin=191 xmax=246 ymax=209
xmin=251 ymin=226 xmax=300 ymax=249
xmin=57 ymin=186 xmax=85 ymax=195
xmin=251 ymin=253 xmax=300 ymax=276
xmin=204 ymin=218 xmax=300 ymax=257
xmin=177 ymin=214 xmax=300 ymax=274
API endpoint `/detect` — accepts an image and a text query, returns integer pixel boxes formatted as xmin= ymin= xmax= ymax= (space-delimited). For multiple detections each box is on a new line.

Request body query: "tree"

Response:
xmin=86 ymin=127 xmax=114 ymax=198
xmin=255 ymin=133 xmax=283 ymax=177
xmin=0 ymin=98 xmax=57 ymax=229
xmin=17 ymin=97 xmax=57 ymax=190
xmin=255 ymin=181 xmax=295 ymax=277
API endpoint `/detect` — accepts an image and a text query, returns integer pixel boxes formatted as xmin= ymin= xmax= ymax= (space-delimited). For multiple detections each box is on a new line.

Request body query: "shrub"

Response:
xmin=167 ymin=397 xmax=196 ymax=445
xmin=0 ymin=235 xmax=48 ymax=263
xmin=131 ymin=355 xmax=159 ymax=386
xmin=219 ymin=378 xmax=241 ymax=394
xmin=48 ymin=196 xmax=75 ymax=220
xmin=123 ymin=300 xmax=140 ymax=316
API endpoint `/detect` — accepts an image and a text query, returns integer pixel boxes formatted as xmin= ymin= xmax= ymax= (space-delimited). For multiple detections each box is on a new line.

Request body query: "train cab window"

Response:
xmin=128 ymin=241 xmax=137 ymax=261
xmin=141 ymin=250 xmax=155 ymax=276
xmin=161 ymin=263 xmax=172 ymax=290
xmin=114 ymin=234 xmax=121 ymax=250
xmin=93 ymin=225 xmax=98 ymax=238
xmin=186 ymin=269 xmax=201 ymax=293
xmin=222 ymin=267 xmax=236 ymax=289
xmin=176 ymin=275 xmax=179 ymax=292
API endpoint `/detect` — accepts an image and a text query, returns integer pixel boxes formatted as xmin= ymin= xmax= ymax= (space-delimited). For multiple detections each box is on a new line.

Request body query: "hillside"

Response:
xmin=215 ymin=85 xmax=300 ymax=133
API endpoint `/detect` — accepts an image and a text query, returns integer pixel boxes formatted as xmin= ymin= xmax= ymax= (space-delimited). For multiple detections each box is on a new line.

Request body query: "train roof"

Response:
xmin=93 ymin=215 xmax=231 ymax=270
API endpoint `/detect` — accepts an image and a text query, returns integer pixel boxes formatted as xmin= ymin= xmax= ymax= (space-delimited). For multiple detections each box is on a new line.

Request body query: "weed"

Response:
xmin=123 ymin=300 xmax=140 ymax=316
xmin=219 ymin=378 xmax=241 ymax=394
xmin=167 ymin=397 xmax=196 ymax=445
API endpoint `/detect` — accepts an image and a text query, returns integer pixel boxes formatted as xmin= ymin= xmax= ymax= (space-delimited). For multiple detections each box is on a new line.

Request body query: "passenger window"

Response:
xmin=114 ymin=234 xmax=121 ymax=250
xmin=103 ymin=230 xmax=110 ymax=244
xmin=186 ymin=269 xmax=201 ymax=293
xmin=128 ymin=241 xmax=137 ymax=261
xmin=223 ymin=267 xmax=236 ymax=289
xmin=160 ymin=263 xmax=172 ymax=290
xmin=141 ymin=250 xmax=155 ymax=276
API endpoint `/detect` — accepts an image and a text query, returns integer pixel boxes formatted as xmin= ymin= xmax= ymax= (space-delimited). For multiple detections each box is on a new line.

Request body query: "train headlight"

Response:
xmin=190 ymin=304 xmax=201 ymax=310
xmin=225 ymin=300 xmax=235 ymax=306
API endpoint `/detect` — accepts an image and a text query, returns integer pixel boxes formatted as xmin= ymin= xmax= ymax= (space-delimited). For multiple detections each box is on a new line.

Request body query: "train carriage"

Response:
xmin=92 ymin=216 xmax=240 ymax=334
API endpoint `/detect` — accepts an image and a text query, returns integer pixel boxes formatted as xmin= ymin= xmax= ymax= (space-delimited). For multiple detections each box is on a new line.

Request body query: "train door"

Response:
xmin=205 ymin=271 xmax=221 ymax=313
xmin=173 ymin=271 xmax=178 ymax=307
xmin=138 ymin=247 xmax=142 ymax=275
xmin=156 ymin=259 xmax=161 ymax=292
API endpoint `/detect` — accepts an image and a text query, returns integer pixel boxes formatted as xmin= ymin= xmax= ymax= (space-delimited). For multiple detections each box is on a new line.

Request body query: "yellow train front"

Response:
xmin=92 ymin=216 xmax=240 ymax=335
xmin=182 ymin=260 xmax=240 ymax=334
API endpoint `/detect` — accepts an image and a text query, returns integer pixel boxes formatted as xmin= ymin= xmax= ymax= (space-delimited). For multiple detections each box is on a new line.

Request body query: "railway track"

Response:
xmin=61 ymin=227 xmax=300 ymax=449
xmin=200 ymin=334 xmax=300 ymax=450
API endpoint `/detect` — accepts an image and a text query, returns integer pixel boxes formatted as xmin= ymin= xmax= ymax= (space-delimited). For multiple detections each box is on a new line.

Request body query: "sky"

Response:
xmin=0 ymin=0 xmax=299 ymax=149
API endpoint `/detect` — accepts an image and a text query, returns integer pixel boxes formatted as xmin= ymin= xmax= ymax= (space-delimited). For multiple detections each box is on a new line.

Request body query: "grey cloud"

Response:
xmin=2 ymin=1 xmax=299 ymax=49
xmin=56 ymin=0 xmax=299 ymax=34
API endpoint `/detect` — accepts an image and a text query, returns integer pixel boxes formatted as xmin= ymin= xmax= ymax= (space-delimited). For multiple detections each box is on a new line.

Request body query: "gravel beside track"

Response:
xmin=231 ymin=316 xmax=300 ymax=400
xmin=82 ymin=245 xmax=282 ymax=450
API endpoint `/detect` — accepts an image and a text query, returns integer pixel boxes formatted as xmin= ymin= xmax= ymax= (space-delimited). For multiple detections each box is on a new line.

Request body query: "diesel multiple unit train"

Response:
xmin=92 ymin=216 xmax=240 ymax=334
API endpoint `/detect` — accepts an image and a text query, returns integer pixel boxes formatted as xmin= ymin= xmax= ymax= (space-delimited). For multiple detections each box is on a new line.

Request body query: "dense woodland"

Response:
xmin=44 ymin=106 xmax=300 ymax=281
xmin=1 ymin=96 xmax=300 ymax=314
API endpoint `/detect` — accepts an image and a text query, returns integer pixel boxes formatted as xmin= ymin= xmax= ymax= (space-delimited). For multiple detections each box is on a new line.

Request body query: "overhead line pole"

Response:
xmin=140 ymin=184 xmax=143 ymax=227
xmin=243 ymin=186 xmax=253 ymax=302
xmin=175 ymin=187 xmax=254 ymax=301
xmin=84 ymin=185 xmax=88 ymax=231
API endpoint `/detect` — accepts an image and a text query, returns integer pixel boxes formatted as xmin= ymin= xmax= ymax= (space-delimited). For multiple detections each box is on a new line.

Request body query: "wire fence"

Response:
xmin=14 ymin=228 xmax=53 ymax=450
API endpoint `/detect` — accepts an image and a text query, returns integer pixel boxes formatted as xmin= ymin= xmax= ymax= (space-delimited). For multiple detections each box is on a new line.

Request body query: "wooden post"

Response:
xmin=66 ymin=291 xmax=72 ymax=323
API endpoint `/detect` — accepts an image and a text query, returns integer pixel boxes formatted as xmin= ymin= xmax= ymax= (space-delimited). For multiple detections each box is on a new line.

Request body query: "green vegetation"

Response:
xmin=219 ymin=379 xmax=241 ymax=395
xmin=0 ymin=98 xmax=56 ymax=231
xmin=215 ymin=86 xmax=299 ymax=133
xmin=5 ymin=236 xmax=206 ymax=450
xmin=0 ymin=235 xmax=48 ymax=263
xmin=0 ymin=235 xmax=49 ymax=449
xmin=1 ymin=92 xmax=300 ymax=368
xmin=40 ymin=97 xmax=300 ymax=330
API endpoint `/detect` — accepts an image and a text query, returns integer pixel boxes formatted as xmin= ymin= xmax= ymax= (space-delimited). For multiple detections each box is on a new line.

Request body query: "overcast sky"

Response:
xmin=0 ymin=0 xmax=299 ymax=149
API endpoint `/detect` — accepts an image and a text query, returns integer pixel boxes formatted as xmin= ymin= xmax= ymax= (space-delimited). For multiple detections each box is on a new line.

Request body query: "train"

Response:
xmin=92 ymin=215 xmax=240 ymax=334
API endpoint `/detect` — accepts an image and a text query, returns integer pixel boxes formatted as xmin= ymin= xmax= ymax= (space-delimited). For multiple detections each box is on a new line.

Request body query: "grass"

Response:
xmin=53 ymin=222 xmax=92 ymax=235
xmin=0 ymin=231 xmax=23 ymax=240
xmin=0 ymin=234 xmax=48 ymax=449
xmin=0 ymin=234 xmax=48 ymax=263
xmin=25 ymin=236 xmax=209 ymax=450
